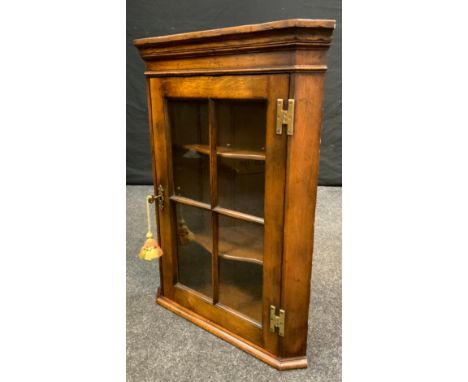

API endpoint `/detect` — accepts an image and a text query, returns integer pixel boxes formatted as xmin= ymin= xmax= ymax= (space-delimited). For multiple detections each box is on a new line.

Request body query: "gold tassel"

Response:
xmin=139 ymin=195 xmax=163 ymax=261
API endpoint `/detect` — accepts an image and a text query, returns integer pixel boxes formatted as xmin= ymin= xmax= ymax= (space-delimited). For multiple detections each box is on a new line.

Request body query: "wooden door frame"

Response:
xmin=148 ymin=74 xmax=289 ymax=356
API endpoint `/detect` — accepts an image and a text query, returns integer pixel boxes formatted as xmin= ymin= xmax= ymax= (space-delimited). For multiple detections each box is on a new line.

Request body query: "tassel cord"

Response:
xmin=146 ymin=195 xmax=153 ymax=236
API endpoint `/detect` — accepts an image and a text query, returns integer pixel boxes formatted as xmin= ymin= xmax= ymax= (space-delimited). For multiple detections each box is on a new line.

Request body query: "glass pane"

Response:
xmin=218 ymin=215 xmax=263 ymax=322
xmin=176 ymin=204 xmax=212 ymax=298
xmin=215 ymin=100 xmax=266 ymax=218
xmin=216 ymin=100 xmax=266 ymax=152
xmin=168 ymin=99 xmax=210 ymax=204
xmin=218 ymin=158 xmax=265 ymax=218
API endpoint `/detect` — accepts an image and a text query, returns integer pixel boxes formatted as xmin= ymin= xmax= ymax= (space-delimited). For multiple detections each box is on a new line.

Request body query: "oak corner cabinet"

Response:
xmin=134 ymin=19 xmax=335 ymax=370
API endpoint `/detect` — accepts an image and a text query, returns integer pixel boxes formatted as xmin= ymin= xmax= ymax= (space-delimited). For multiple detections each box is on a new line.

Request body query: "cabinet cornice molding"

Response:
xmin=134 ymin=19 xmax=335 ymax=64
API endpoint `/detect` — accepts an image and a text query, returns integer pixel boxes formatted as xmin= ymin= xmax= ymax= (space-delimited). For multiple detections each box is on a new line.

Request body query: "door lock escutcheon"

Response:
xmin=148 ymin=184 xmax=165 ymax=210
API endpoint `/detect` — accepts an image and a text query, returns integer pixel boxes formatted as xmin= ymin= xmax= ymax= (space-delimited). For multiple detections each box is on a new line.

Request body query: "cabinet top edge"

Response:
xmin=133 ymin=19 xmax=336 ymax=48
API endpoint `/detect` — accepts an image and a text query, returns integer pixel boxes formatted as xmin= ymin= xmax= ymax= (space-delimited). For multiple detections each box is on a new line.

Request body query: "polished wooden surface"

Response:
xmin=157 ymin=291 xmax=307 ymax=370
xmin=196 ymin=226 xmax=263 ymax=265
xmin=135 ymin=19 xmax=334 ymax=370
xmin=134 ymin=19 xmax=335 ymax=77
xmin=134 ymin=19 xmax=335 ymax=46
xmin=183 ymin=144 xmax=266 ymax=161
xmin=208 ymin=99 xmax=219 ymax=304
xmin=147 ymin=74 xmax=289 ymax=353
xmin=280 ymin=73 xmax=325 ymax=358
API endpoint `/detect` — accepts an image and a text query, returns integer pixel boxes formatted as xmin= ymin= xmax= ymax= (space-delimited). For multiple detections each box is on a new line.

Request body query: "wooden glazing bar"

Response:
xmin=209 ymin=99 xmax=219 ymax=304
xmin=211 ymin=213 xmax=219 ymax=303
xmin=212 ymin=206 xmax=264 ymax=225
xmin=169 ymin=195 xmax=211 ymax=211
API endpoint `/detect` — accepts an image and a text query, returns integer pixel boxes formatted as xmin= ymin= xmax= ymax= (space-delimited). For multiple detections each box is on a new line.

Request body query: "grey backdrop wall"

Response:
xmin=127 ymin=0 xmax=341 ymax=185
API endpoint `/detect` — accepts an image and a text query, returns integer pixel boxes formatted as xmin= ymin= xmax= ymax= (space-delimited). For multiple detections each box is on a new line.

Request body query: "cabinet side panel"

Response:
xmin=281 ymin=73 xmax=325 ymax=357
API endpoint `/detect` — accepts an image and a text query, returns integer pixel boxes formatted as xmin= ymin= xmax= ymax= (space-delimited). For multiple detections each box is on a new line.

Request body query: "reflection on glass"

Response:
xmin=219 ymin=258 xmax=263 ymax=323
xmin=218 ymin=157 xmax=265 ymax=218
xmin=169 ymin=98 xmax=267 ymax=321
xmin=216 ymin=100 xmax=266 ymax=152
xmin=215 ymin=100 xmax=266 ymax=218
xmin=218 ymin=215 xmax=263 ymax=322
xmin=218 ymin=215 xmax=264 ymax=264
xmin=176 ymin=204 xmax=212 ymax=298
xmin=168 ymin=99 xmax=210 ymax=204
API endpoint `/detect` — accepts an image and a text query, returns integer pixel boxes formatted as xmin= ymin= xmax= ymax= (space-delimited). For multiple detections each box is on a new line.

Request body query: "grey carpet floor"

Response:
xmin=127 ymin=186 xmax=341 ymax=382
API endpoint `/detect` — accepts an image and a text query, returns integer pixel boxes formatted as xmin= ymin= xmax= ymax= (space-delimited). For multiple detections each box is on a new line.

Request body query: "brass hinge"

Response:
xmin=269 ymin=305 xmax=285 ymax=337
xmin=276 ymin=99 xmax=295 ymax=136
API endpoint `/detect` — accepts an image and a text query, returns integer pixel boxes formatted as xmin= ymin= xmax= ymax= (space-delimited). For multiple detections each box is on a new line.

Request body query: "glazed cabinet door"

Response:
xmin=148 ymin=75 xmax=288 ymax=354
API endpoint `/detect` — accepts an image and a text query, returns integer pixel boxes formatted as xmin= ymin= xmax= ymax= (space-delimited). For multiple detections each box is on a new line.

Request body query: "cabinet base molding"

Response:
xmin=156 ymin=292 xmax=308 ymax=370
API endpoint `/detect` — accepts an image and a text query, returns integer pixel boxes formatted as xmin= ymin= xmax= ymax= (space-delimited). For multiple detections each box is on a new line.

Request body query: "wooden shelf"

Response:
xmin=218 ymin=147 xmax=265 ymax=161
xmin=182 ymin=143 xmax=210 ymax=155
xmin=194 ymin=226 xmax=263 ymax=265
xmin=182 ymin=144 xmax=265 ymax=161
